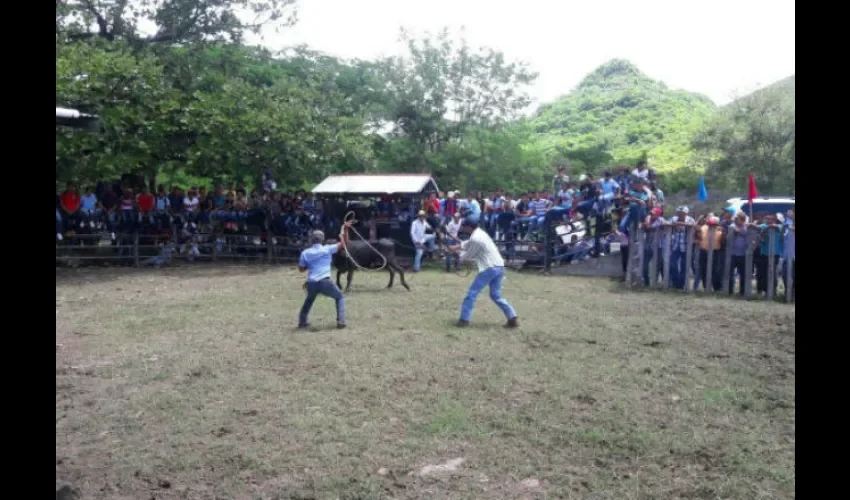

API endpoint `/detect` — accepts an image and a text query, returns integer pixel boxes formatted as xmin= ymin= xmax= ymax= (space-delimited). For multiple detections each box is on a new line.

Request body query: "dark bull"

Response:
xmin=334 ymin=238 xmax=410 ymax=292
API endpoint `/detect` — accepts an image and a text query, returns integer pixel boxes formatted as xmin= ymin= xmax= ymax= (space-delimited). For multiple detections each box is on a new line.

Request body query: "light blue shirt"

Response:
xmin=600 ymin=179 xmax=618 ymax=196
xmin=298 ymin=244 xmax=339 ymax=282
xmin=80 ymin=194 xmax=98 ymax=212
xmin=463 ymin=199 xmax=481 ymax=219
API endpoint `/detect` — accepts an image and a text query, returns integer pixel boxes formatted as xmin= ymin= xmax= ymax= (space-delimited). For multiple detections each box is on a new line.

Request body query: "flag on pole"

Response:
xmin=697 ymin=176 xmax=708 ymax=201
xmin=747 ymin=173 xmax=758 ymax=202
xmin=747 ymin=173 xmax=758 ymax=218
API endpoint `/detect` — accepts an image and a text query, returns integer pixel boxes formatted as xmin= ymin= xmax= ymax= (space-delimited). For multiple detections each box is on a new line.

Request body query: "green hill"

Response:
xmin=728 ymin=75 xmax=795 ymax=108
xmin=529 ymin=59 xmax=717 ymax=176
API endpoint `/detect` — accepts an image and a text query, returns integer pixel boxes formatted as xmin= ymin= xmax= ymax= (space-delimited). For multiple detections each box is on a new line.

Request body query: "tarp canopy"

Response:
xmin=56 ymin=107 xmax=99 ymax=130
xmin=312 ymin=174 xmax=440 ymax=196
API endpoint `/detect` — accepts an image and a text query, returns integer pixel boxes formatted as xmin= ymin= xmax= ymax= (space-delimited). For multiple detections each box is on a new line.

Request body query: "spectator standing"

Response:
xmin=632 ymin=160 xmax=650 ymax=181
xmin=726 ymin=213 xmax=751 ymax=295
xmin=783 ymin=209 xmax=795 ymax=299
xmin=693 ymin=214 xmax=723 ymax=291
xmin=755 ymin=213 xmax=784 ymax=296
xmin=642 ymin=208 xmax=666 ymax=286
xmin=667 ymin=206 xmax=695 ymax=289
xmin=553 ymin=165 xmax=569 ymax=192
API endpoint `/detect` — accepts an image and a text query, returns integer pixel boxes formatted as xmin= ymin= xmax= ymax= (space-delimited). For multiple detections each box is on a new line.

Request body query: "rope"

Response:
xmin=339 ymin=211 xmax=388 ymax=272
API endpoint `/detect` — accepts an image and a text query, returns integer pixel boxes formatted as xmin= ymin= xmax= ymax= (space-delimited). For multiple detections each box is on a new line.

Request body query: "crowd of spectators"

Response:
xmin=55 ymin=162 xmax=794 ymax=299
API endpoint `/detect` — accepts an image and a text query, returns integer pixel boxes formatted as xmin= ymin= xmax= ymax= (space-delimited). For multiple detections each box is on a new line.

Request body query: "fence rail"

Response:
xmin=623 ymin=224 xmax=794 ymax=303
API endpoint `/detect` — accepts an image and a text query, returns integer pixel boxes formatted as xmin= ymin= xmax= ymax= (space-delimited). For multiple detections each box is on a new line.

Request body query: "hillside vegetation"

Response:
xmin=529 ymin=59 xmax=716 ymax=178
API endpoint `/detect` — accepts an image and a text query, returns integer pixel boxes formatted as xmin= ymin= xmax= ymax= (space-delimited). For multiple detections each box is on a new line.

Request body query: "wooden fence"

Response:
xmin=624 ymin=224 xmax=794 ymax=303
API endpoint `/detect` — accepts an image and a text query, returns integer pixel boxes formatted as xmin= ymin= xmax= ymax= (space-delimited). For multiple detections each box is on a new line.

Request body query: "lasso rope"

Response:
xmin=339 ymin=211 xmax=388 ymax=272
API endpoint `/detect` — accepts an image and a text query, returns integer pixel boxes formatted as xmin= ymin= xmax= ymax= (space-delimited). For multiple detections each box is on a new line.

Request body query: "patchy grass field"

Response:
xmin=56 ymin=265 xmax=795 ymax=500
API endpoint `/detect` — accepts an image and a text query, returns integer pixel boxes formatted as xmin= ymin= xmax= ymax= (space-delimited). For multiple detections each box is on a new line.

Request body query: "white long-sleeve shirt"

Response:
xmin=446 ymin=219 xmax=461 ymax=239
xmin=460 ymin=228 xmax=505 ymax=272
xmin=410 ymin=218 xmax=432 ymax=244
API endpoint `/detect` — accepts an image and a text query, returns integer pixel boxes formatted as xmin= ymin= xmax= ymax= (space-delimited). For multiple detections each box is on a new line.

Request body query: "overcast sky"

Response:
xmin=248 ymin=0 xmax=794 ymax=109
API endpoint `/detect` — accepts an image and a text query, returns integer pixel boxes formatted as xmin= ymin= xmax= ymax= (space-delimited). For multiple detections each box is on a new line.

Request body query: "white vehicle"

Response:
xmin=726 ymin=196 xmax=794 ymax=218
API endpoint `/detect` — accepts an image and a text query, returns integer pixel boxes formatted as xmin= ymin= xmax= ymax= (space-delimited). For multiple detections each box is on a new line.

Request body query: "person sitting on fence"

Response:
xmin=445 ymin=212 xmax=462 ymax=272
xmin=411 ymin=210 xmax=437 ymax=272
xmin=484 ymin=189 xmax=503 ymax=236
xmin=462 ymin=192 xmax=481 ymax=224
xmin=642 ymin=207 xmax=666 ymax=286
xmin=667 ymin=206 xmax=696 ymax=289
xmin=59 ymin=182 xmax=81 ymax=232
xmin=443 ymin=191 xmax=458 ymax=225
xmin=755 ymin=213 xmax=784 ymax=297
xmin=514 ymin=193 xmax=532 ymax=240
xmin=119 ymin=188 xmax=136 ymax=228
xmin=528 ymin=190 xmax=551 ymax=238
xmin=80 ymin=186 xmax=99 ymax=221
xmin=726 ymin=212 xmax=751 ymax=296
xmin=168 ymin=187 xmax=184 ymax=222
xmin=183 ymin=187 xmax=200 ymax=223
xmin=137 ymin=186 xmax=156 ymax=225
xmin=615 ymin=167 xmax=631 ymax=196
xmin=154 ymin=187 xmax=172 ymax=230
xmin=619 ymin=178 xmax=649 ymax=233
xmin=233 ymin=191 xmax=248 ymax=221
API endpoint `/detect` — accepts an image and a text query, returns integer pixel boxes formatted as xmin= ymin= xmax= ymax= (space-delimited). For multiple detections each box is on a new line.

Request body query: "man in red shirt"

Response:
xmin=59 ymin=182 xmax=81 ymax=232
xmin=137 ymin=186 xmax=155 ymax=224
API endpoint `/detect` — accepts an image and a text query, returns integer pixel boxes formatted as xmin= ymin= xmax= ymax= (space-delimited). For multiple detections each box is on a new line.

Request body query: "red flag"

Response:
xmin=747 ymin=173 xmax=758 ymax=202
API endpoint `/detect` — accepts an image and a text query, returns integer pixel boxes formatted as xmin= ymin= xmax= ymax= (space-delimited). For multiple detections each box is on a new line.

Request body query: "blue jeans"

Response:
xmin=299 ymin=279 xmax=345 ymax=326
xmin=445 ymin=236 xmax=460 ymax=271
xmin=619 ymin=204 xmax=646 ymax=232
xmin=670 ymin=249 xmax=687 ymax=289
xmin=413 ymin=234 xmax=437 ymax=271
xmin=460 ymin=266 xmax=517 ymax=322
xmin=643 ymin=248 xmax=664 ymax=286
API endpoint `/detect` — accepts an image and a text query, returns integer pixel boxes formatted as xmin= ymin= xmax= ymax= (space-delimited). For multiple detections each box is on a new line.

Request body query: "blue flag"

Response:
xmin=698 ymin=176 xmax=708 ymax=202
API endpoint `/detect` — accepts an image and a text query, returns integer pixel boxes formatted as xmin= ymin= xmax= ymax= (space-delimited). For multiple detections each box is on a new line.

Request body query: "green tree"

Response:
xmin=56 ymin=0 xmax=298 ymax=45
xmin=692 ymin=76 xmax=795 ymax=194
xmin=372 ymin=28 xmax=539 ymax=184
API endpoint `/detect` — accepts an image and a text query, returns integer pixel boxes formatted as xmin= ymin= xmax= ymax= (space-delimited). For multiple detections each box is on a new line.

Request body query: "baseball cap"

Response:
xmin=676 ymin=205 xmax=689 ymax=214
xmin=417 ymin=210 xmax=426 ymax=217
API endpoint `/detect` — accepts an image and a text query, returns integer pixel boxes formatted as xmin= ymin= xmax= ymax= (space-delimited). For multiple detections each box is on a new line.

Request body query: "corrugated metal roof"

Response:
xmin=312 ymin=174 xmax=439 ymax=195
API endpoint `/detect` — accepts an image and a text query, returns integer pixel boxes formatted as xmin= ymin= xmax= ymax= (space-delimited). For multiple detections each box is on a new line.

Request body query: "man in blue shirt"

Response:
xmin=297 ymin=221 xmax=352 ymax=329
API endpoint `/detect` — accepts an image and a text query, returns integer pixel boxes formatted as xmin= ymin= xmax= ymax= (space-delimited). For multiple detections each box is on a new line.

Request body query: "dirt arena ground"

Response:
xmin=56 ymin=265 xmax=795 ymax=499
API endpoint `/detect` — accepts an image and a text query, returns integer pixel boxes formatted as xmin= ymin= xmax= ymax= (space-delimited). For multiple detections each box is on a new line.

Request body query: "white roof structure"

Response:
xmin=312 ymin=174 xmax=440 ymax=196
xmin=56 ymin=107 xmax=99 ymax=129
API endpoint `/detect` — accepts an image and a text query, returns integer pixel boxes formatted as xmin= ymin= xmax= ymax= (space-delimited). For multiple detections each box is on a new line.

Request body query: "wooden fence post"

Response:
xmin=625 ymin=224 xmax=635 ymax=288
xmin=662 ymin=225 xmax=672 ymax=289
xmin=266 ymin=233 xmax=275 ymax=264
xmin=785 ymin=256 xmax=794 ymax=303
xmin=637 ymin=225 xmax=646 ymax=288
xmin=722 ymin=227 xmax=732 ymax=295
xmin=684 ymin=226 xmax=694 ymax=293
xmin=767 ymin=227 xmax=776 ymax=301
xmin=706 ymin=227 xmax=716 ymax=293
xmin=744 ymin=232 xmax=757 ymax=299
xmin=133 ymin=231 xmax=140 ymax=267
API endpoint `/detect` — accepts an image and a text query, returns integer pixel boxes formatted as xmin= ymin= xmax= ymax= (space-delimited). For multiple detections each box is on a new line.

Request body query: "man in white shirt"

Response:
xmin=447 ymin=219 xmax=519 ymax=328
xmin=632 ymin=160 xmax=650 ymax=181
xmin=410 ymin=210 xmax=436 ymax=272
